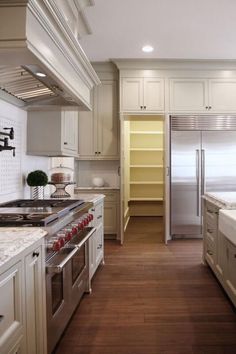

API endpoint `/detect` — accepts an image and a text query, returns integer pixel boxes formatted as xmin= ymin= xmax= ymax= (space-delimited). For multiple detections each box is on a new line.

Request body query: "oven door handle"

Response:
xmin=71 ymin=227 xmax=96 ymax=249
xmin=46 ymin=247 xmax=79 ymax=274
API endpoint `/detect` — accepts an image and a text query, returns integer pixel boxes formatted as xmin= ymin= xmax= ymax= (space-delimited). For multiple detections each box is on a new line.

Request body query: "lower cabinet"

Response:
xmin=0 ymin=239 xmax=46 ymax=354
xmin=203 ymin=199 xmax=236 ymax=307
xmin=75 ymin=189 xmax=120 ymax=239
xmin=88 ymin=198 xmax=105 ymax=281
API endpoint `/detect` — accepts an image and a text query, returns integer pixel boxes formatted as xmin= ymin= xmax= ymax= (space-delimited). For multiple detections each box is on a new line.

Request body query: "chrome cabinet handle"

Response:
xmin=201 ymin=149 xmax=205 ymax=196
xmin=97 ymin=215 xmax=102 ymax=219
xmin=97 ymin=244 xmax=102 ymax=249
xmin=207 ymin=229 xmax=213 ymax=234
xmin=207 ymin=250 xmax=213 ymax=256
xmin=196 ymin=149 xmax=200 ymax=216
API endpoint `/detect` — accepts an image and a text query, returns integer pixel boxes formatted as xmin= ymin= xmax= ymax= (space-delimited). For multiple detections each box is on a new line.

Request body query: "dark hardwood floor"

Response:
xmin=55 ymin=216 xmax=236 ymax=354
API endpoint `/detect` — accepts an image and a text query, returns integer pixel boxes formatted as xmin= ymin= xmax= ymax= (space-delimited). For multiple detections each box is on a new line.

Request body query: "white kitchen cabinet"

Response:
xmin=88 ymin=198 xmax=104 ymax=280
xmin=169 ymin=78 xmax=236 ymax=113
xmin=24 ymin=245 xmax=46 ymax=354
xmin=0 ymin=261 xmax=23 ymax=354
xmin=225 ymin=239 xmax=236 ymax=304
xmin=27 ymin=109 xmax=78 ymax=157
xmin=76 ymin=189 xmax=120 ymax=239
xmin=0 ymin=238 xmax=46 ymax=354
xmin=78 ymin=80 xmax=119 ymax=160
xmin=121 ymin=77 xmax=164 ymax=113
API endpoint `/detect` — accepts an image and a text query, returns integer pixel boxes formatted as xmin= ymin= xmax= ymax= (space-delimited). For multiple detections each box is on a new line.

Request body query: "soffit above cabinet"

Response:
xmin=0 ymin=0 xmax=100 ymax=110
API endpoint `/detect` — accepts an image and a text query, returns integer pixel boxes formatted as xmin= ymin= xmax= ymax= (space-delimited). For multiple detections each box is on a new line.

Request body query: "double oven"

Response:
xmin=0 ymin=198 xmax=95 ymax=353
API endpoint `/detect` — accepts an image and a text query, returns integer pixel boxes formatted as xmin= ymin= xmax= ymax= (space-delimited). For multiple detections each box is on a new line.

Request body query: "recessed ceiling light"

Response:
xmin=36 ymin=72 xmax=46 ymax=78
xmin=142 ymin=45 xmax=154 ymax=53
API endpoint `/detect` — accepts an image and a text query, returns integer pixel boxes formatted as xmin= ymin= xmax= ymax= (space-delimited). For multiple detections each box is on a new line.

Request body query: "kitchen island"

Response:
xmin=203 ymin=192 xmax=236 ymax=307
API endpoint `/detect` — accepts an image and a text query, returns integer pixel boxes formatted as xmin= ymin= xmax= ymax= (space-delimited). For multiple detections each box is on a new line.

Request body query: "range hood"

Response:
xmin=0 ymin=0 xmax=100 ymax=110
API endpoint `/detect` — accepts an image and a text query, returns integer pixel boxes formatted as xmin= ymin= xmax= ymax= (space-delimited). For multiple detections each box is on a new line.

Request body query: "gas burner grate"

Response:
xmin=0 ymin=214 xmax=24 ymax=222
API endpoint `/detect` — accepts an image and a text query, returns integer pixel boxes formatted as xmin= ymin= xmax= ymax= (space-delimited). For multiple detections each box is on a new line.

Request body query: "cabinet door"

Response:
xmin=121 ymin=78 xmax=143 ymax=112
xmin=62 ymin=110 xmax=78 ymax=153
xmin=0 ymin=262 xmax=23 ymax=354
xmin=104 ymin=203 xmax=117 ymax=234
xmin=25 ymin=246 xmax=46 ymax=354
xmin=143 ymin=78 xmax=164 ymax=112
xmin=94 ymin=223 xmax=104 ymax=267
xmin=209 ymin=79 xmax=236 ymax=112
xmin=169 ymin=78 xmax=208 ymax=112
xmin=226 ymin=241 xmax=236 ymax=299
xmin=78 ymin=109 xmax=96 ymax=158
xmin=216 ymin=231 xmax=227 ymax=280
xmin=97 ymin=80 xmax=119 ymax=158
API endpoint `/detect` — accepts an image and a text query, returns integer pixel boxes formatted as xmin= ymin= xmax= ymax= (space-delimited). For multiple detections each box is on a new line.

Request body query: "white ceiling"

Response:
xmin=79 ymin=0 xmax=236 ymax=62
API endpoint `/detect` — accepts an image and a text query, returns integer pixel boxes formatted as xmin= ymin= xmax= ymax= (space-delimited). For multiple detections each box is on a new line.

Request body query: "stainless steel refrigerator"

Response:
xmin=170 ymin=115 xmax=236 ymax=237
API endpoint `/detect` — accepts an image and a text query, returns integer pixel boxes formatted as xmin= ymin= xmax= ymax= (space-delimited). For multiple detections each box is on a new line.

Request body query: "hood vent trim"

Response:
xmin=0 ymin=66 xmax=57 ymax=102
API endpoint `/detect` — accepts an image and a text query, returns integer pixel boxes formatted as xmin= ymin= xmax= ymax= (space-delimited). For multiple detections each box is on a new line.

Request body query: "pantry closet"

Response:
xmin=122 ymin=116 xmax=165 ymax=240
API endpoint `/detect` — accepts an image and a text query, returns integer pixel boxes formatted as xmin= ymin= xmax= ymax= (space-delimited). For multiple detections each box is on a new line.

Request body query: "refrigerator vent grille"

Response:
xmin=171 ymin=116 xmax=236 ymax=131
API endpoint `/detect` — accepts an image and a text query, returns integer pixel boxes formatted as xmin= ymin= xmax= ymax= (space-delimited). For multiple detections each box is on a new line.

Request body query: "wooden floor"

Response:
xmin=55 ymin=217 xmax=236 ymax=354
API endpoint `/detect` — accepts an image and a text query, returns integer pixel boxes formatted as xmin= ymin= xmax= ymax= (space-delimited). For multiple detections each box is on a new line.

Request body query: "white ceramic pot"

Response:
xmin=92 ymin=177 xmax=104 ymax=187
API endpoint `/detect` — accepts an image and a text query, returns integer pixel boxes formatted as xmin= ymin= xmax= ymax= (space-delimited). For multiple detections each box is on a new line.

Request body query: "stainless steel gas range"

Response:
xmin=0 ymin=198 xmax=96 ymax=353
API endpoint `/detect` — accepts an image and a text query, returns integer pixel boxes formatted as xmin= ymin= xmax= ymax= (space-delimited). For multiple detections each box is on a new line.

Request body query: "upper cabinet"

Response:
xmin=27 ymin=109 xmax=78 ymax=157
xmin=169 ymin=78 xmax=236 ymax=113
xmin=121 ymin=77 xmax=165 ymax=113
xmin=78 ymin=64 xmax=119 ymax=160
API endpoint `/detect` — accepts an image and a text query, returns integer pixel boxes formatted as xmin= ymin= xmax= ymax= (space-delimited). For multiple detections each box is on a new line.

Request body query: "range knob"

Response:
xmin=48 ymin=239 xmax=62 ymax=252
xmin=65 ymin=231 xmax=72 ymax=241
xmin=88 ymin=213 xmax=93 ymax=222
xmin=77 ymin=221 xmax=84 ymax=230
xmin=83 ymin=217 xmax=89 ymax=226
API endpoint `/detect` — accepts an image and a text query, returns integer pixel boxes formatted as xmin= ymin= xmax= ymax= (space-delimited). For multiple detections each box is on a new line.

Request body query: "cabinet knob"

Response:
xmin=140 ymin=106 xmax=143 ymax=109
xmin=208 ymin=106 xmax=212 ymax=109
xmin=0 ymin=315 xmax=4 ymax=322
xmin=32 ymin=251 xmax=40 ymax=258
xmin=143 ymin=106 xmax=146 ymax=109
xmin=207 ymin=250 xmax=213 ymax=256
xmin=205 ymin=106 xmax=209 ymax=110
xmin=64 ymin=142 xmax=68 ymax=145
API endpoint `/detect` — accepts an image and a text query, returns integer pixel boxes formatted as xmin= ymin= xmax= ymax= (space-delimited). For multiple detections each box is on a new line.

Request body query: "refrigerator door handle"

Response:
xmin=196 ymin=149 xmax=200 ymax=216
xmin=201 ymin=149 xmax=205 ymax=196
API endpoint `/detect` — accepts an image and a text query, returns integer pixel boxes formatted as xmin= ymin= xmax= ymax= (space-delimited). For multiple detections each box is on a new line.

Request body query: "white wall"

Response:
xmin=0 ymin=99 xmax=49 ymax=203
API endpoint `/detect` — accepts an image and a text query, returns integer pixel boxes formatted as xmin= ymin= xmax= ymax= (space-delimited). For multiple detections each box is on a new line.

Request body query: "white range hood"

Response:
xmin=0 ymin=0 xmax=100 ymax=110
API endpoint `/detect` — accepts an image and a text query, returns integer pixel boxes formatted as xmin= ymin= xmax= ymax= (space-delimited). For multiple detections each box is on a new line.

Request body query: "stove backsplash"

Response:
xmin=0 ymin=98 xmax=49 ymax=203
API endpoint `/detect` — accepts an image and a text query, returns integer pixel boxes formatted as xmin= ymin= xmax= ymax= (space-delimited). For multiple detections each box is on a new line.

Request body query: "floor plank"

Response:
xmin=54 ymin=217 xmax=236 ymax=354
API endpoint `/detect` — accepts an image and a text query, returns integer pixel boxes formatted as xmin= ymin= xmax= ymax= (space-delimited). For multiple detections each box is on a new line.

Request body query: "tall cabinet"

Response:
xmin=78 ymin=65 xmax=119 ymax=160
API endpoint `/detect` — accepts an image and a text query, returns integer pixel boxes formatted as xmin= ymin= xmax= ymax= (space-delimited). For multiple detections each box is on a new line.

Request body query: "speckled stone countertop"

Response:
xmin=72 ymin=193 xmax=105 ymax=204
xmin=203 ymin=191 xmax=236 ymax=209
xmin=75 ymin=186 xmax=119 ymax=190
xmin=0 ymin=228 xmax=47 ymax=268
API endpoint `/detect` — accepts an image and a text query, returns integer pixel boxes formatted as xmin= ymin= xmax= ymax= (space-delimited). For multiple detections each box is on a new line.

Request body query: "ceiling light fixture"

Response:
xmin=36 ymin=72 xmax=46 ymax=78
xmin=142 ymin=45 xmax=154 ymax=53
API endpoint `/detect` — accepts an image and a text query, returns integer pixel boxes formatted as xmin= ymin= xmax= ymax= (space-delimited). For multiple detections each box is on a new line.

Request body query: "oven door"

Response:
xmin=46 ymin=227 xmax=96 ymax=353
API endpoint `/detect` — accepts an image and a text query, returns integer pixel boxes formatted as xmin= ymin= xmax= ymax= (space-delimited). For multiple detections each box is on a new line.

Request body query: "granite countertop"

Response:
xmin=75 ymin=186 xmax=119 ymax=190
xmin=203 ymin=191 xmax=236 ymax=209
xmin=73 ymin=193 xmax=105 ymax=204
xmin=0 ymin=228 xmax=47 ymax=268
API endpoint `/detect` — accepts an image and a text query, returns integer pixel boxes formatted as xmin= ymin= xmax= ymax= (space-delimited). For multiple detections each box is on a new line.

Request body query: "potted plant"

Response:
xmin=26 ymin=170 xmax=48 ymax=199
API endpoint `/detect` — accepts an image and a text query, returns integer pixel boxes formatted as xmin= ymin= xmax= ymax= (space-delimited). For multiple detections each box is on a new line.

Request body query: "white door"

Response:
xmin=209 ymin=79 xmax=236 ymax=112
xmin=78 ymin=105 xmax=96 ymax=158
xmin=169 ymin=78 xmax=208 ymax=112
xmin=143 ymin=78 xmax=165 ymax=112
xmin=121 ymin=78 xmax=143 ymax=112
xmin=62 ymin=110 xmax=78 ymax=152
xmin=97 ymin=80 xmax=119 ymax=158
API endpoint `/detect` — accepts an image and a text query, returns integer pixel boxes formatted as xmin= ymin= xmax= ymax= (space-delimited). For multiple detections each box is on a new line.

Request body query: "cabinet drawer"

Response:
xmin=205 ymin=222 xmax=217 ymax=242
xmin=205 ymin=203 xmax=218 ymax=228
xmin=0 ymin=261 xmax=23 ymax=350
xmin=103 ymin=192 xmax=118 ymax=202
xmin=91 ymin=202 xmax=103 ymax=227
xmin=205 ymin=236 xmax=216 ymax=268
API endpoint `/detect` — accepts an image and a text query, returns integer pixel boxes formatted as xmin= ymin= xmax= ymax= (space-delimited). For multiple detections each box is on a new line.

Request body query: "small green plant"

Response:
xmin=26 ymin=170 xmax=48 ymax=187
